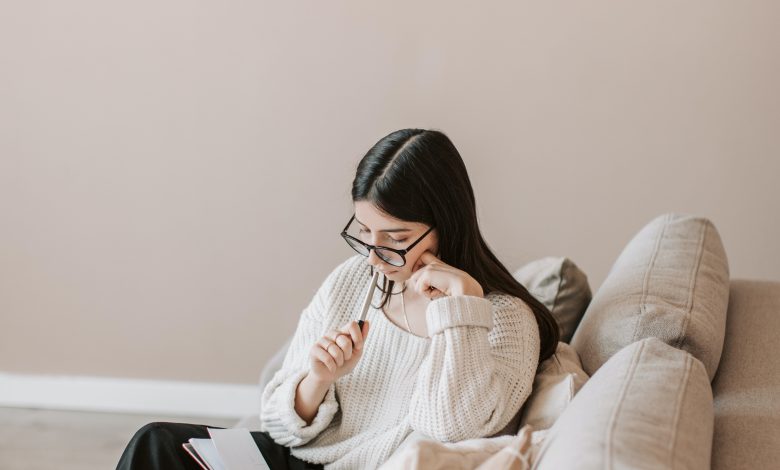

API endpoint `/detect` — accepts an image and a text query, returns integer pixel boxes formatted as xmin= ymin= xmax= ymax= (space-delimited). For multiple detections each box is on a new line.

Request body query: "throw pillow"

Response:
xmin=513 ymin=257 xmax=592 ymax=343
xmin=534 ymin=337 xmax=714 ymax=469
xmin=570 ymin=213 xmax=730 ymax=380
xmin=518 ymin=342 xmax=589 ymax=431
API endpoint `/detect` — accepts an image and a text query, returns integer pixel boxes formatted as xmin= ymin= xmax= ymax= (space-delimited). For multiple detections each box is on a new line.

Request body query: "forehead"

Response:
xmin=353 ymin=201 xmax=415 ymax=232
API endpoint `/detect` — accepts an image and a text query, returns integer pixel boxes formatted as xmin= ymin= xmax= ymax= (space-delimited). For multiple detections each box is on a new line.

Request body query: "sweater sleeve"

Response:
xmin=408 ymin=293 xmax=540 ymax=442
xmin=259 ymin=258 xmax=351 ymax=447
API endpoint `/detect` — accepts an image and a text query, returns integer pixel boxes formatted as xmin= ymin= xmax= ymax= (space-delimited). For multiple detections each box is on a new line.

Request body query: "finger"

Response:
xmin=423 ymin=287 xmax=443 ymax=300
xmin=413 ymin=264 xmax=446 ymax=280
xmin=412 ymin=251 xmax=437 ymax=273
xmin=418 ymin=250 xmax=440 ymax=267
xmin=335 ymin=334 xmax=353 ymax=361
xmin=421 ymin=285 xmax=443 ymax=300
xmin=335 ymin=323 xmax=357 ymax=356
xmin=361 ymin=320 xmax=370 ymax=341
xmin=324 ymin=329 xmax=341 ymax=342
xmin=423 ymin=272 xmax=446 ymax=297
xmin=420 ymin=269 xmax=450 ymax=298
xmin=339 ymin=321 xmax=359 ymax=340
xmin=316 ymin=337 xmax=330 ymax=351
xmin=327 ymin=342 xmax=344 ymax=367
xmin=412 ymin=258 xmax=426 ymax=273
xmin=414 ymin=271 xmax=437 ymax=297
xmin=409 ymin=264 xmax=428 ymax=282
xmin=316 ymin=337 xmax=335 ymax=352
xmin=344 ymin=321 xmax=364 ymax=350
xmin=311 ymin=346 xmax=337 ymax=373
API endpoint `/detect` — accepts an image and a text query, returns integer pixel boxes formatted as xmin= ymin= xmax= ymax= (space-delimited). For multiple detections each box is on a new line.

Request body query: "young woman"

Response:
xmin=116 ymin=128 xmax=559 ymax=470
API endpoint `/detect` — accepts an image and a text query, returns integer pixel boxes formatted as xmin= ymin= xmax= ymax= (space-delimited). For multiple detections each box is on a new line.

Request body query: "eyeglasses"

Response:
xmin=340 ymin=214 xmax=435 ymax=267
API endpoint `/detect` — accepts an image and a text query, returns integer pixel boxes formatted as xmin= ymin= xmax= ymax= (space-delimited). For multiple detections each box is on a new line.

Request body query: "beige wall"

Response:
xmin=1 ymin=1 xmax=778 ymax=384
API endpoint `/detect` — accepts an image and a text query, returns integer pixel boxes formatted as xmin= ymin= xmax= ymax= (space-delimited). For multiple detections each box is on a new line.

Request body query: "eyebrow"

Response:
xmin=354 ymin=216 xmax=412 ymax=233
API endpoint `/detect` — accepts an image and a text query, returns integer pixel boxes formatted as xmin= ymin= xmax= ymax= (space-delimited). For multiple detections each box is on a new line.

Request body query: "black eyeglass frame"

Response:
xmin=340 ymin=214 xmax=435 ymax=267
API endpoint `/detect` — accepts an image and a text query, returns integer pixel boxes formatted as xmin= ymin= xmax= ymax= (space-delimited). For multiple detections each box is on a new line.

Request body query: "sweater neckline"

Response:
xmin=372 ymin=288 xmax=430 ymax=343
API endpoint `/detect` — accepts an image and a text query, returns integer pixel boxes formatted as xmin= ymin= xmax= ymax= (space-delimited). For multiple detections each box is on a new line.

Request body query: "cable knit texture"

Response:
xmin=260 ymin=254 xmax=540 ymax=469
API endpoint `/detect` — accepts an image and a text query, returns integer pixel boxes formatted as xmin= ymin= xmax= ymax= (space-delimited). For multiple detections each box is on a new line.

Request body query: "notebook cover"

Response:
xmin=182 ymin=442 xmax=211 ymax=470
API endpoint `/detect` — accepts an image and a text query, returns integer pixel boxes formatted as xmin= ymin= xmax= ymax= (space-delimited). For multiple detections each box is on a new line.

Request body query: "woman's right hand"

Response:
xmin=308 ymin=320 xmax=370 ymax=384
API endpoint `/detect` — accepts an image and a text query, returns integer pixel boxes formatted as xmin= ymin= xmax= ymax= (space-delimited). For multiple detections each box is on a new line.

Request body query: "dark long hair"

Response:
xmin=351 ymin=128 xmax=559 ymax=362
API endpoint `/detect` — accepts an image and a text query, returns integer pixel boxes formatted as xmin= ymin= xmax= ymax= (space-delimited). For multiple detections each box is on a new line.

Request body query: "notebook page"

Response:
xmin=189 ymin=438 xmax=226 ymax=470
xmin=207 ymin=427 xmax=271 ymax=470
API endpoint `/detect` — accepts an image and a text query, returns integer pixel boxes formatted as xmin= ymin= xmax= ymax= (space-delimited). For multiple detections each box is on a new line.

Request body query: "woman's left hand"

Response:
xmin=408 ymin=250 xmax=484 ymax=300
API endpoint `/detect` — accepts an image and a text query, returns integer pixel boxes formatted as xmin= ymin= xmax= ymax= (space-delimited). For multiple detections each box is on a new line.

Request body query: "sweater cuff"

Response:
xmin=425 ymin=295 xmax=494 ymax=336
xmin=264 ymin=369 xmax=339 ymax=444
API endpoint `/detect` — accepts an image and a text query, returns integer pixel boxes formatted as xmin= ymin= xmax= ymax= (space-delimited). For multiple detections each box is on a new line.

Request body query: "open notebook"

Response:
xmin=181 ymin=427 xmax=271 ymax=470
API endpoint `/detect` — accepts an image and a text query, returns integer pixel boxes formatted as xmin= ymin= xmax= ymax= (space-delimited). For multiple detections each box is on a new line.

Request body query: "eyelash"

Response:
xmin=358 ymin=228 xmax=407 ymax=244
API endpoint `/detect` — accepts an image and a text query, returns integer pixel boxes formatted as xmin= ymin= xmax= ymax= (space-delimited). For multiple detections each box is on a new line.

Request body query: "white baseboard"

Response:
xmin=0 ymin=372 xmax=259 ymax=419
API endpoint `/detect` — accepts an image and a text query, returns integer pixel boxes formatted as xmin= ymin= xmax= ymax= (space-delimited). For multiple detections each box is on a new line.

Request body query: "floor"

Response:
xmin=0 ymin=406 xmax=238 ymax=470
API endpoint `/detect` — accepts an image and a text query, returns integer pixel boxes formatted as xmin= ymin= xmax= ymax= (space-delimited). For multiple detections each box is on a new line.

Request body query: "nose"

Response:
xmin=367 ymin=248 xmax=385 ymax=267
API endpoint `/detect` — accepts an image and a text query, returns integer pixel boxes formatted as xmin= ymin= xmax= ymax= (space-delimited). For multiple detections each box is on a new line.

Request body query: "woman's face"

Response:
xmin=353 ymin=201 xmax=438 ymax=283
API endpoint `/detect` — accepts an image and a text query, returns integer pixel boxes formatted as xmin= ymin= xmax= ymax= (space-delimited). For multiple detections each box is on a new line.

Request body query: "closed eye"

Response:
xmin=358 ymin=228 xmax=406 ymax=244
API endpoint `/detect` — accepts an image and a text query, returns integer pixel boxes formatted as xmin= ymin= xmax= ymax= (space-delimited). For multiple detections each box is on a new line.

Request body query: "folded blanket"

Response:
xmin=378 ymin=426 xmax=547 ymax=470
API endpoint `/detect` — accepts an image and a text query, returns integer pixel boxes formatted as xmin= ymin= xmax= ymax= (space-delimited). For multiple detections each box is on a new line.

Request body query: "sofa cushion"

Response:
xmin=710 ymin=280 xmax=780 ymax=469
xmin=534 ymin=337 xmax=714 ymax=470
xmin=513 ymin=257 xmax=592 ymax=343
xmin=518 ymin=342 xmax=588 ymax=430
xmin=570 ymin=213 xmax=729 ymax=380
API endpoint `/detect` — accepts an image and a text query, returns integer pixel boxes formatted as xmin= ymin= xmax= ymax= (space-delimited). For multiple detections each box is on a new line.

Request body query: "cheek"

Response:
xmin=400 ymin=259 xmax=418 ymax=276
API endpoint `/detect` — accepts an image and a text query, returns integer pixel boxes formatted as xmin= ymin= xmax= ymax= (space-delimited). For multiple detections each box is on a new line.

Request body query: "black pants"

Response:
xmin=116 ymin=421 xmax=324 ymax=470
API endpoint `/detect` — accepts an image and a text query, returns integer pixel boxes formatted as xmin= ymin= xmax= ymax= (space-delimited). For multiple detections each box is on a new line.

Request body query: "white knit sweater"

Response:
xmin=259 ymin=254 xmax=540 ymax=469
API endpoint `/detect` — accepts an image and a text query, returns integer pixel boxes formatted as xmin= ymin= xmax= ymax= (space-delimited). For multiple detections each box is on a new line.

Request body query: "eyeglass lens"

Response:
xmin=343 ymin=236 xmax=405 ymax=266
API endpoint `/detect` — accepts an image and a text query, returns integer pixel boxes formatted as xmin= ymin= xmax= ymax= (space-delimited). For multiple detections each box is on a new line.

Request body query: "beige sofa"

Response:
xmin=237 ymin=214 xmax=780 ymax=469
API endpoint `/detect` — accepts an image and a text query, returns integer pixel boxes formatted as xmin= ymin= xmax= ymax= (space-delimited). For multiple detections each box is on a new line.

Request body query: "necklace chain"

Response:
xmin=401 ymin=281 xmax=412 ymax=334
